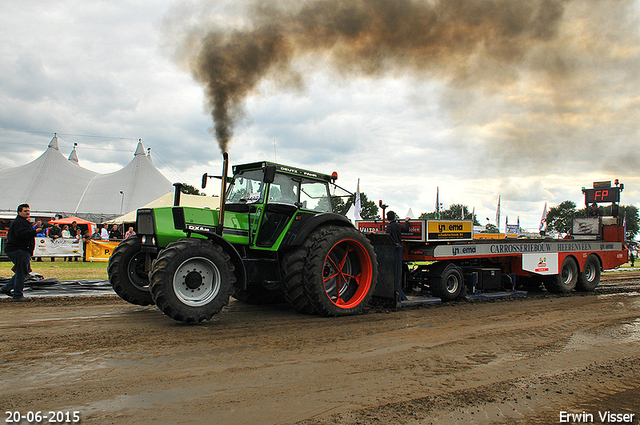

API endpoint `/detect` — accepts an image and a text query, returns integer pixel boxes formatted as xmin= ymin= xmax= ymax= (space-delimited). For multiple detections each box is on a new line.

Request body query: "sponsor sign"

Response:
xmin=85 ymin=240 xmax=119 ymax=262
xmin=33 ymin=237 xmax=83 ymax=258
xmin=356 ymin=220 xmax=425 ymax=241
xmin=357 ymin=220 xmax=479 ymax=242
xmin=522 ymin=253 xmax=559 ymax=275
xmin=427 ymin=220 xmax=473 ymax=241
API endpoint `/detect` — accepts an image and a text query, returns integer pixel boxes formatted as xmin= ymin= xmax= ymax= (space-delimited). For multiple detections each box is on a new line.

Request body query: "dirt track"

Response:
xmin=1 ymin=273 xmax=640 ymax=425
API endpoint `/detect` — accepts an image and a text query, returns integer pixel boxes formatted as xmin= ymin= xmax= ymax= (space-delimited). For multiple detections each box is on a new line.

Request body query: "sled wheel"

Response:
xmin=544 ymin=256 xmax=578 ymax=293
xmin=577 ymin=255 xmax=601 ymax=292
xmin=304 ymin=226 xmax=377 ymax=316
xmin=108 ymin=236 xmax=155 ymax=306
xmin=150 ymin=238 xmax=234 ymax=323
xmin=431 ymin=263 xmax=464 ymax=301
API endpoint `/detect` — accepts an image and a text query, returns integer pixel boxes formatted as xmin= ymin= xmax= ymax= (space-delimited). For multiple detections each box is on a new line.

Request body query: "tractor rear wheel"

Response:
xmin=280 ymin=230 xmax=326 ymax=315
xmin=303 ymin=226 xmax=377 ymax=316
xmin=107 ymin=236 xmax=155 ymax=306
xmin=544 ymin=256 xmax=578 ymax=293
xmin=149 ymin=238 xmax=234 ymax=323
xmin=577 ymin=254 xmax=601 ymax=291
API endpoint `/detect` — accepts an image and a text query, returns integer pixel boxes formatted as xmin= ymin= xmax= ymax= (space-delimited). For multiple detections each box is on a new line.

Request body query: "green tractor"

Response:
xmin=107 ymin=154 xmax=378 ymax=323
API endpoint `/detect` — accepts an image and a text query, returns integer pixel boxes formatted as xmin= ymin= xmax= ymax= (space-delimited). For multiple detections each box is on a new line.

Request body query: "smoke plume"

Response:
xmin=166 ymin=0 xmax=640 ymax=169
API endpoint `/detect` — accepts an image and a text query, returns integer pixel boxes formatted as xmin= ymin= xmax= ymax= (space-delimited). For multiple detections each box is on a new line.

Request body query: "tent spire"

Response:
xmin=146 ymin=147 xmax=153 ymax=163
xmin=48 ymin=134 xmax=59 ymax=150
xmin=68 ymin=143 xmax=79 ymax=164
xmin=134 ymin=139 xmax=145 ymax=156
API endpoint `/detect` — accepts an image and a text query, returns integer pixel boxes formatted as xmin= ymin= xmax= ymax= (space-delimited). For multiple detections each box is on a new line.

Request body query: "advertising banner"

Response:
xmin=522 ymin=253 xmax=559 ymax=275
xmin=33 ymin=237 xmax=84 ymax=258
xmin=86 ymin=240 xmax=119 ymax=262
xmin=426 ymin=220 xmax=473 ymax=241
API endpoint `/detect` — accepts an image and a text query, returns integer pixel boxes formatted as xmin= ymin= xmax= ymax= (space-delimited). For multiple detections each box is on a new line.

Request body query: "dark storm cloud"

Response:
xmin=168 ymin=0 xmax=578 ymax=153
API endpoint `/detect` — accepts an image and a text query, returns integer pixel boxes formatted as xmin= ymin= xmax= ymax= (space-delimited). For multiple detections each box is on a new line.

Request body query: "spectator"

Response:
xmin=48 ymin=223 xmax=62 ymax=239
xmin=124 ymin=226 xmax=136 ymax=239
xmin=109 ymin=224 xmax=122 ymax=241
xmin=33 ymin=220 xmax=44 ymax=262
xmin=61 ymin=224 xmax=71 ymax=238
xmin=82 ymin=230 xmax=92 ymax=262
xmin=91 ymin=227 xmax=101 ymax=240
xmin=100 ymin=224 xmax=109 ymax=241
xmin=69 ymin=221 xmax=80 ymax=239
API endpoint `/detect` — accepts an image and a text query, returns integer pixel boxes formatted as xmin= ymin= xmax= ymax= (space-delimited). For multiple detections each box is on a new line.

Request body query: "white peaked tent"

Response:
xmin=75 ymin=141 xmax=172 ymax=222
xmin=0 ymin=136 xmax=173 ymax=222
xmin=0 ymin=136 xmax=97 ymax=216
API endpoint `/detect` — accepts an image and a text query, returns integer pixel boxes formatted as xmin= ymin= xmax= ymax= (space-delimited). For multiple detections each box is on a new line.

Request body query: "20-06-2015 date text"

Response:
xmin=5 ymin=411 xmax=80 ymax=424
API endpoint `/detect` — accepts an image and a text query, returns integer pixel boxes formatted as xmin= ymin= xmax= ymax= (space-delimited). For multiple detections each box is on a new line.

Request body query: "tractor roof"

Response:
xmin=233 ymin=161 xmax=332 ymax=182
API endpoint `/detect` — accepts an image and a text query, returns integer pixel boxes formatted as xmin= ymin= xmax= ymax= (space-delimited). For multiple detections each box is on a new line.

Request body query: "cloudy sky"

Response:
xmin=2 ymin=0 xmax=640 ymax=231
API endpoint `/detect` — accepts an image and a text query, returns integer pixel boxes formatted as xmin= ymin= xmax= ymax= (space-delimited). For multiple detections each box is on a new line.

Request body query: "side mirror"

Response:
xmin=264 ymin=165 xmax=276 ymax=184
xmin=202 ymin=173 xmax=208 ymax=189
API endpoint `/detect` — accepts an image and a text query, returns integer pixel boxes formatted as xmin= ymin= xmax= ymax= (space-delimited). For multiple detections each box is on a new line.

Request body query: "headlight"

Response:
xmin=141 ymin=236 xmax=146 ymax=244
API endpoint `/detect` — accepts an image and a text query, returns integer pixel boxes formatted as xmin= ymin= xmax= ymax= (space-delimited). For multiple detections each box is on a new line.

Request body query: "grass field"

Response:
xmin=0 ymin=260 xmax=108 ymax=281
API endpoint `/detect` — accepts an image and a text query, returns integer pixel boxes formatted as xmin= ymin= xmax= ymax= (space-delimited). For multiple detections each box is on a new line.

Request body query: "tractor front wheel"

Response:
xmin=303 ymin=226 xmax=377 ymax=316
xmin=149 ymin=238 xmax=234 ymax=323
xmin=107 ymin=236 xmax=155 ymax=306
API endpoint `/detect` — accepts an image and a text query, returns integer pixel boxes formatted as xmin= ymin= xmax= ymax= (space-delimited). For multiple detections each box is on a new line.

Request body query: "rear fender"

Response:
xmin=281 ymin=212 xmax=353 ymax=248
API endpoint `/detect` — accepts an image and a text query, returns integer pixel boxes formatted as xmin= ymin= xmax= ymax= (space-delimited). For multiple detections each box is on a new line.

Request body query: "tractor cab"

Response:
xmin=221 ymin=162 xmax=343 ymax=249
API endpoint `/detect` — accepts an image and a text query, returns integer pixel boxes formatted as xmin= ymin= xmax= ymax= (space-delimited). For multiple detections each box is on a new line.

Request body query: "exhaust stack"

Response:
xmin=173 ymin=182 xmax=184 ymax=207
xmin=217 ymin=152 xmax=229 ymax=235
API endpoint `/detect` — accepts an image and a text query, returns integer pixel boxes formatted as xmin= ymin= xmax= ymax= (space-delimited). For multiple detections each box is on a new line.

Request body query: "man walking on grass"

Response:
xmin=1 ymin=204 xmax=41 ymax=301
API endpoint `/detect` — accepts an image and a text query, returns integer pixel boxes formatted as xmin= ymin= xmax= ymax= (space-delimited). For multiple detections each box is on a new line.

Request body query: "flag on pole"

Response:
xmin=495 ymin=195 xmax=501 ymax=228
xmin=435 ymin=186 xmax=440 ymax=219
xmin=505 ymin=215 xmax=508 ymax=234
xmin=517 ymin=216 xmax=520 ymax=234
xmin=354 ymin=178 xmax=362 ymax=221
xmin=539 ymin=202 xmax=547 ymax=231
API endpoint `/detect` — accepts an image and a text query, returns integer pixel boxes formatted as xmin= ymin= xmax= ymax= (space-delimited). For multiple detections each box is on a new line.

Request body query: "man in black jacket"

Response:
xmin=1 ymin=204 xmax=41 ymax=301
xmin=385 ymin=211 xmax=410 ymax=246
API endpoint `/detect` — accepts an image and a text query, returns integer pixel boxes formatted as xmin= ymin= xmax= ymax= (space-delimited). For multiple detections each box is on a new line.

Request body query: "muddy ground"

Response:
xmin=1 ymin=272 xmax=640 ymax=425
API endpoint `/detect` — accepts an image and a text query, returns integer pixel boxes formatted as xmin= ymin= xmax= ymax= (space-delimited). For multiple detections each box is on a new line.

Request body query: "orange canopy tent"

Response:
xmin=48 ymin=216 xmax=96 ymax=234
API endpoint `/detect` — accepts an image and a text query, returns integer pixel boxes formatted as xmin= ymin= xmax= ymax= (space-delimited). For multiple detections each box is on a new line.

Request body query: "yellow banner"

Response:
xmin=427 ymin=220 xmax=473 ymax=241
xmin=86 ymin=240 xmax=120 ymax=262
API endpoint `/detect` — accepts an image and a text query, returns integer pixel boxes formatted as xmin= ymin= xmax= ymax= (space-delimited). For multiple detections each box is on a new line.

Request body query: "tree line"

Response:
xmin=334 ymin=192 xmax=639 ymax=240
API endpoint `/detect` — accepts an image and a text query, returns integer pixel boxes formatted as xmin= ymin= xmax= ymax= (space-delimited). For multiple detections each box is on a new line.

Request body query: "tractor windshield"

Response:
xmin=227 ymin=170 xmax=266 ymax=204
xmin=268 ymin=173 xmax=332 ymax=212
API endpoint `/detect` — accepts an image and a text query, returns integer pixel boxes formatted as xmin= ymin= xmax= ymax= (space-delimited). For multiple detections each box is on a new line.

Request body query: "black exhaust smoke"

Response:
xmin=170 ymin=0 xmax=567 ymax=153
xmin=165 ymin=0 xmax=640 ymax=174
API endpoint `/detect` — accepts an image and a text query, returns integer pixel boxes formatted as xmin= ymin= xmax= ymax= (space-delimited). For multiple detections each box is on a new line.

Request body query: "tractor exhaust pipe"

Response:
xmin=173 ymin=182 xmax=184 ymax=207
xmin=217 ymin=152 xmax=229 ymax=236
